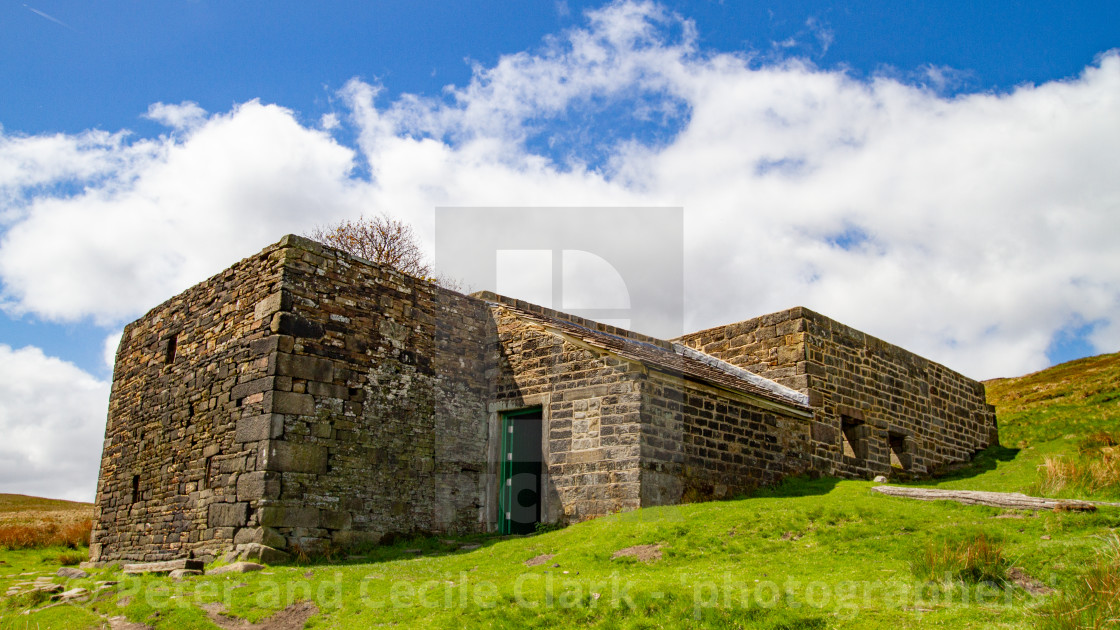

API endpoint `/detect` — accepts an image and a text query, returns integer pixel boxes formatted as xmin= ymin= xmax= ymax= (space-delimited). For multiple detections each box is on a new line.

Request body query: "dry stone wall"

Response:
xmin=92 ymin=243 xmax=287 ymax=563
xmin=675 ymin=307 xmax=997 ymax=479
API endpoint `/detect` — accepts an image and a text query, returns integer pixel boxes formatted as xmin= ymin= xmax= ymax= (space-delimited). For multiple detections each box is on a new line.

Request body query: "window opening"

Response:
xmin=889 ymin=433 xmax=909 ymax=470
xmin=841 ymin=416 xmax=866 ymax=460
xmin=164 ymin=333 xmax=178 ymax=364
xmin=201 ymin=457 xmax=212 ymax=490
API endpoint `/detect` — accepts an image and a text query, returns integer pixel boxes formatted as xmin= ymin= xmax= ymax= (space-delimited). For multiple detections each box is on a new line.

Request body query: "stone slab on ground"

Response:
xmin=237 ymin=543 xmax=291 ymax=564
xmin=209 ymin=562 xmax=264 ymax=575
xmin=55 ymin=587 xmax=89 ymax=602
xmin=122 ymin=559 xmax=204 ymax=575
xmin=872 ymin=486 xmax=1120 ymax=511
xmin=57 ymin=567 xmax=89 ymax=579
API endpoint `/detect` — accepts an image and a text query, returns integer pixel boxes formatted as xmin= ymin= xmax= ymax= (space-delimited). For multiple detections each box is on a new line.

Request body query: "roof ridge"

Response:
xmin=477 ymin=292 xmax=811 ymax=411
xmin=672 ymin=343 xmax=809 ymax=406
xmin=470 ymin=291 xmax=674 ymax=350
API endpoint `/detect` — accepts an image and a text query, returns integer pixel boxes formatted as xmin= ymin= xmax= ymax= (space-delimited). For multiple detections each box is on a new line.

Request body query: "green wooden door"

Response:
xmin=499 ymin=407 xmax=543 ymax=535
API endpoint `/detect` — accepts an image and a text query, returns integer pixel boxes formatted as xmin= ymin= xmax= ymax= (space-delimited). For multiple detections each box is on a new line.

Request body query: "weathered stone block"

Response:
xmin=810 ymin=422 xmax=838 ymax=444
xmin=319 ymin=509 xmax=352 ymax=530
xmin=258 ymin=506 xmax=320 ymax=528
xmin=234 ymin=526 xmax=287 ymax=549
xmin=56 ymin=567 xmax=89 ymax=579
xmin=271 ymin=312 xmax=324 ymax=339
xmin=236 ymin=471 xmax=281 ymax=501
xmin=275 ymin=353 xmax=335 ymax=382
xmin=253 ymin=291 xmax=291 ymax=321
xmin=268 ymin=391 xmax=315 ymax=416
xmin=266 ymin=441 xmax=328 ymax=474
xmin=169 ymin=569 xmax=203 ymax=580
xmin=307 ymin=381 xmax=347 ymax=399
xmin=235 ymin=414 xmax=284 ymax=443
xmin=231 ymin=377 xmax=275 ymax=401
xmin=331 ymin=530 xmax=382 ymax=547
xmin=236 ymin=543 xmax=291 ymax=564
xmin=210 ymin=561 xmax=265 ymax=575
xmin=208 ymin=502 xmax=248 ymax=528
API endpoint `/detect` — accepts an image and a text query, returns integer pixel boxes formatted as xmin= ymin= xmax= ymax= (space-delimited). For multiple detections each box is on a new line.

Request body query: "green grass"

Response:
xmin=909 ymin=530 xmax=1010 ymax=586
xmin=1036 ymin=533 xmax=1120 ymax=630
xmin=3 ymin=353 xmax=1119 ymax=629
xmin=9 ymin=479 xmax=1116 ymax=629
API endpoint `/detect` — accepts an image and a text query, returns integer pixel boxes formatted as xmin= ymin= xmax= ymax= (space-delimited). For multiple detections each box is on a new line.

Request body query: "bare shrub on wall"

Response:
xmin=307 ymin=214 xmax=431 ymax=279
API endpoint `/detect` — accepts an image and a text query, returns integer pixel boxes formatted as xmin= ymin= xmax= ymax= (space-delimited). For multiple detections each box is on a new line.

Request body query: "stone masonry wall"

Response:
xmin=98 ymin=233 xmax=996 ymax=564
xmin=95 ymin=235 xmax=496 ymax=562
xmin=639 ymin=371 xmax=813 ymax=506
xmin=238 ymin=236 xmax=494 ymax=552
xmin=675 ymin=307 xmax=997 ymax=479
xmin=489 ymin=301 xmax=644 ymax=523
xmin=92 ymin=243 xmax=287 ymax=563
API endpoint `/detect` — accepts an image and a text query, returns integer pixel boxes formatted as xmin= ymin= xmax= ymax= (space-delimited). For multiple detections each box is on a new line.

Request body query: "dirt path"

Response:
xmin=201 ymin=601 xmax=319 ymax=630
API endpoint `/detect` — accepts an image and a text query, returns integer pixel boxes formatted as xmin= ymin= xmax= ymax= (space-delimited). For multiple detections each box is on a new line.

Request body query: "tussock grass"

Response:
xmin=0 ymin=517 xmax=92 ymax=550
xmin=1038 ymin=534 xmax=1120 ymax=630
xmin=0 ymin=492 xmax=94 ymax=551
xmin=56 ymin=550 xmax=86 ymax=566
xmin=1036 ymin=432 xmax=1120 ymax=498
xmin=910 ymin=530 xmax=1010 ymax=586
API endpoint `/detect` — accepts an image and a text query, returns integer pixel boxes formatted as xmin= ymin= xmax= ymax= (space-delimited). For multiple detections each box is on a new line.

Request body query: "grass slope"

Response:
xmin=987 ymin=351 xmax=1120 ymax=449
xmin=2 ymin=353 xmax=1119 ymax=629
xmin=0 ymin=495 xmax=92 ymax=512
xmin=0 ymin=494 xmax=94 ymax=528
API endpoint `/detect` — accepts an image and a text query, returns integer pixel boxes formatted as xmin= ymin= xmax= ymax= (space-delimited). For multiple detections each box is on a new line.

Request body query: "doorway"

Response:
xmin=499 ymin=407 xmax=543 ymax=535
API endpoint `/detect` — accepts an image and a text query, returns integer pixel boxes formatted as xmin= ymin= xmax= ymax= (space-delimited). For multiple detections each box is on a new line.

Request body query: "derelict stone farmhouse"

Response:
xmin=90 ymin=235 xmax=998 ymax=563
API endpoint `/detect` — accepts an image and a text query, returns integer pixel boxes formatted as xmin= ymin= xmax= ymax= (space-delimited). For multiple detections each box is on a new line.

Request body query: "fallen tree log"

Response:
xmin=871 ymin=485 xmax=1120 ymax=512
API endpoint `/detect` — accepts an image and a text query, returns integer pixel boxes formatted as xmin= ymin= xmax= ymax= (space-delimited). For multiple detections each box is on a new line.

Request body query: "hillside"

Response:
xmin=986 ymin=351 xmax=1120 ymax=448
xmin=0 ymin=494 xmax=93 ymax=528
xmin=1 ymin=355 xmax=1118 ymax=629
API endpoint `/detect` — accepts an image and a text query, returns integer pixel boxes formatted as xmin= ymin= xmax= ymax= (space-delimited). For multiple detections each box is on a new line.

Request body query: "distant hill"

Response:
xmin=985 ymin=351 xmax=1120 ymax=448
xmin=0 ymin=493 xmax=94 ymax=528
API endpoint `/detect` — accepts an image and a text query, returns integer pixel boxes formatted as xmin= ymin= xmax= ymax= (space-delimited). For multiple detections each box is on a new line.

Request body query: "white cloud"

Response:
xmin=103 ymin=330 xmax=123 ymax=370
xmin=0 ymin=128 xmax=153 ymax=218
xmin=0 ymin=0 xmax=1117 ymax=389
xmin=806 ymin=17 xmax=834 ymax=57
xmin=145 ymin=101 xmax=208 ymax=130
xmin=0 ymin=100 xmax=365 ymax=323
xmin=320 ymin=112 xmax=341 ymax=131
xmin=0 ymin=345 xmax=109 ymax=501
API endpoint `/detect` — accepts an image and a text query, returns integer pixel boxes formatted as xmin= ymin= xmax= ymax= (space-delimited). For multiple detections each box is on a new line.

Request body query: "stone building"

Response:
xmin=90 ymin=235 xmax=997 ymax=563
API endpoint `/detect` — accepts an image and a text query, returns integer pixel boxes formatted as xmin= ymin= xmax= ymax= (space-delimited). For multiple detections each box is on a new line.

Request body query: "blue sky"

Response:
xmin=1 ymin=0 xmax=1118 ymax=499
xmin=5 ymin=1 xmax=1118 ymax=137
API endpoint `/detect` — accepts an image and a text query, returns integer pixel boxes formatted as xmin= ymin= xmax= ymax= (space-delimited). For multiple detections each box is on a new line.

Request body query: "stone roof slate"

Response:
xmin=473 ymin=292 xmax=811 ymax=412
